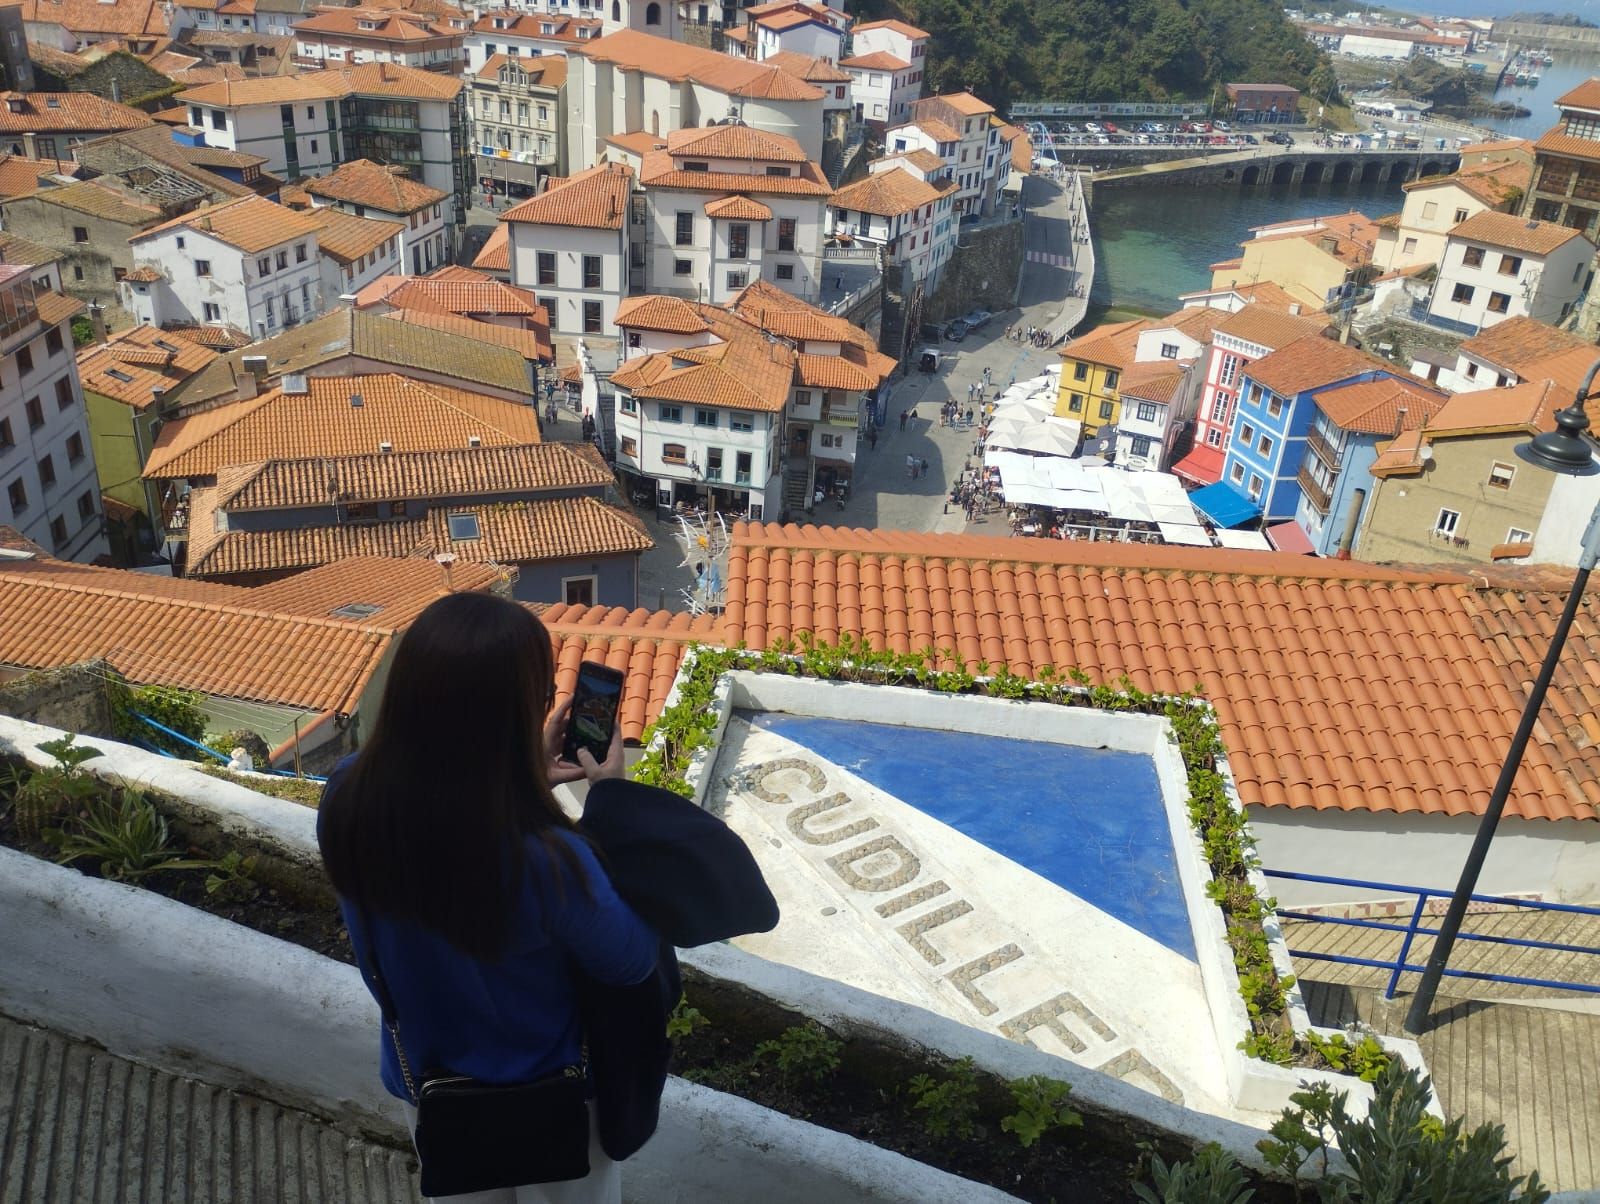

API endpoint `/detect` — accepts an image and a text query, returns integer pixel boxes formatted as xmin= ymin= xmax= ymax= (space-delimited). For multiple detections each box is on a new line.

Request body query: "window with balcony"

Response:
xmin=705 ymin=447 xmax=722 ymax=480
xmin=582 ymin=255 xmax=601 ymax=289
xmin=735 ymin=450 xmax=752 ymax=485
xmin=1461 ymin=246 xmax=1484 ymax=268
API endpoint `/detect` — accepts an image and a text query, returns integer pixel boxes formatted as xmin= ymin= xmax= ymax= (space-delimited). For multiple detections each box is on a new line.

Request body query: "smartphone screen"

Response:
xmin=562 ymin=661 xmax=625 ymax=766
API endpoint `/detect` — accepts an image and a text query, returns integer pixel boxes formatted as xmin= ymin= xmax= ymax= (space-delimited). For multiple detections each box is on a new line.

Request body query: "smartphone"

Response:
xmin=561 ymin=661 xmax=626 ymax=766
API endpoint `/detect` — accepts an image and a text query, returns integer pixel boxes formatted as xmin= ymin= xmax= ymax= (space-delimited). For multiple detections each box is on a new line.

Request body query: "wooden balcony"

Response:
xmin=1305 ymin=425 xmax=1343 ymax=471
xmin=1296 ymin=462 xmax=1332 ymax=514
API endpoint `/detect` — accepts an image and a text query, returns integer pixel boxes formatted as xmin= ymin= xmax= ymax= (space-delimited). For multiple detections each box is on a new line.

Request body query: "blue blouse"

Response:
xmin=338 ymin=830 xmax=658 ymax=1101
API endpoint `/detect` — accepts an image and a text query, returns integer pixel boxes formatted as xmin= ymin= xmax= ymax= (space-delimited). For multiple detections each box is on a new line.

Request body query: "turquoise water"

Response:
xmin=1089 ymin=180 xmax=1407 ymax=314
xmin=1474 ymin=48 xmax=1600 ymax=142
xmin=749 ymin=712 xmax=1196 ymax=958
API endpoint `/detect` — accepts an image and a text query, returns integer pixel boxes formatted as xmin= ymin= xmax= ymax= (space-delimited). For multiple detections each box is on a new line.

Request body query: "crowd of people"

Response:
xmin=1004 ymin=324 xmax=1057 ymax=347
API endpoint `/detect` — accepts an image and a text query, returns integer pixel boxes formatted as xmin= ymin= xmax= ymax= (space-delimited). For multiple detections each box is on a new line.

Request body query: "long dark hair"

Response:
xmin=319 ymin=593 xmax=587 ymax=960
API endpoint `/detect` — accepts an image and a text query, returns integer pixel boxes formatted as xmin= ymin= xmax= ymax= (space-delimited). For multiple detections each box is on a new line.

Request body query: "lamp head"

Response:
xmin=1516 ymin=400 xmax=1600 ymax=477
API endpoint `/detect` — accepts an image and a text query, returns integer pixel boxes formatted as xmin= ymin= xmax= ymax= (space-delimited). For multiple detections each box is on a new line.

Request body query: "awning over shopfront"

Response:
xmin=1215 ymin=529 xmax=1272 ymax=550
xmin=1188 ymin=481 xmax=1260 ymax=529
xmin=1264 ymin=520 xmax=1316 ymax=555
xmin=1171 ymin=443 xmax=1224 ymax=485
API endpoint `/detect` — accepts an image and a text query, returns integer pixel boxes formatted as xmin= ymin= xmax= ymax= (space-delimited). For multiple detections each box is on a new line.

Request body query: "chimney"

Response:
xmin=241 ymin=353 xmax=268 ymax=381
xmin=379 ymin=440 xmax=392 ymax=452
xmin=88 ymin=301 xmax=107 ymax=344
xmin=436 ymin=551 xmax=457 ymax=592
xmin=150 ymin=385 xmax=166 ymax=410
xmin=236 ymin=368 xmax=258 ymax=400
xmin=468 ymin=434 xmax=482 ymax=447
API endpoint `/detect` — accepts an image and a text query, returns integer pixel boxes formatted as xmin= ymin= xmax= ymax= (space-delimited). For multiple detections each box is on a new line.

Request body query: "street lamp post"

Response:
xmin=1403 ymin=359 xmax=1600 ymax=1034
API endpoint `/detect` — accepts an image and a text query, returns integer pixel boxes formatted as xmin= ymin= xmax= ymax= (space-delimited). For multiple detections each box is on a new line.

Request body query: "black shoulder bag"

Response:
xmin=358 ymin=910 xmax=592 ymax=1198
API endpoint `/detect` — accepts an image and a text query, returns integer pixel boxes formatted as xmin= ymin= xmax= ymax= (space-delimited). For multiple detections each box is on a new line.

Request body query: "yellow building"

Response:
xmin=1210 ymin=211 xmax=1378 ymax=310
xmin=1055 ymin=318 xmax=1152 ymax=434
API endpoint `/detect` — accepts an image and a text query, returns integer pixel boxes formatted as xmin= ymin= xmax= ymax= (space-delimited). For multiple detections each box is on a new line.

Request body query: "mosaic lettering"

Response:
xmin=1099 ymin=1050 xmax=1183 ymax=1104
xmin=787 ymin=792 xmax=880 ymax=846
xmin=946 ymin=944 xmax=1025 ymax=1016
xmin=875 ymin=880 xmax=951 ymax=918
xmin=1000 ymin=991 xmax=1116 ymax=1055
xmin=896 ymin=900 xmax=975 ymax=966
xmin=741 ymin=758 xmax=827 ymax=805
xmin=825 ymin=834 xmax=922 ymax=892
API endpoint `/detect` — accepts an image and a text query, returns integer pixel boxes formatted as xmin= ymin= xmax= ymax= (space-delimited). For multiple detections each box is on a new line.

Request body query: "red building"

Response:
xmin=1225 ymin=83 xmax=1300 ymax=125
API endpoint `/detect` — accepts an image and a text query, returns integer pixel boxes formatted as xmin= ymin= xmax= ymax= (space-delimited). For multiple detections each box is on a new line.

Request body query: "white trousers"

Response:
xmin=402 ymin=1102 xmax=622 ymax=1204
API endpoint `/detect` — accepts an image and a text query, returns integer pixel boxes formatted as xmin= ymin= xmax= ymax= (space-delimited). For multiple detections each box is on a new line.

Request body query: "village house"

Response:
xmin=1207 ymin=335 xmax=1402 ymax=533
xmin=563 ymin=30 xmax=828 ymax=168
xmin=1211 ymin=210 xmax=1378 ymax=310
xmin=632 ymin=125 xmax=830 ymax=305
xmin=304 ymin=158 xmax=451 ymax=276
xmin=303 ymin=206 xmax=403 ymax=302
xmin=1055 ymin=318 xmax=1151 ymax=437
xmin=468 ymin=54 xmax=567 ymax=200
xmin=291 ymin=6 xmax=466 ymax=73
xmin=608 ymin=281 xmax=893 ymax=517
xmin=353 ymin=267 xmax=552 ymax=355
xmin=1356 ymin=379 xmax=1561 ymax=565
xmin=123 ymin=196 xmax=327 ymax=339
xmin=721 ymin=0 xmax=847 ymax=64
xmin=1222 ymin=83 xmax=1300 ymax=125
xmin=1113 ymin=361 xmax=1192 ymax=471
xmin=1423 ymin=211 xmax=1592 ymax=335
xmin=463 ymin=10 xmax=603 ymax=70
xmin=6 ymin=0 xmax=169 ymax=54
xmin=176 ymin=64 xmax=467 ymax=222
xmin=907 ymin=92 xmax=1002 ymax=217
xmin=828 ymin=161 xmax=958 ymax=289
xmin=1289 ymin=374 xmax=1450 ymax=558
xmin=840 ymin=17 xmax=927 ymax=126
xmin=501 ymin=160 xmax=630 ymax=336
xmin=0 ymin=181 xmax=166 ymax=322
xmin=0 ymin=255 xmax=106 ymax=561
xmin=1423 ymin=313 xmax=1597 ymax=394
xmin=73 ymin=125 xmax=280 ymax=206
xmin=1171 ymin=304 xmax=1333 ymax=487
xmin=1370 ymin=155 xmax=1533 ymax=274
xmin=0 ymin=91 xmax=152 ymax=161
xmin=1523 ymin=79 xmax=1600 ymax=240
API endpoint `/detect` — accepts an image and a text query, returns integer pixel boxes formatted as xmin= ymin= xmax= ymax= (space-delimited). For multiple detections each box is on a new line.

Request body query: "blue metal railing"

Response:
xmin=1264 ymin=868 xmax=1600 ymax=999
xmin=129 ymin=712 xmax=328 ymax=784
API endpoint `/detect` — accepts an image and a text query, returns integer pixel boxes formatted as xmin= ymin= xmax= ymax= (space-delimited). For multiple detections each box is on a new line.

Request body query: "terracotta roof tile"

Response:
xmin=371 ymin=275 xmax=544 ymax=318
xmin=502 ymin=161 xmax=632 ymax=229
xmin=76 ymin=324 xmax=218 ymax=407
xmin=241 ymin=554 xmax=500 ymax=624
xmin=666 ymin=124 xmax=810 ymax=163
xmin=925 ymin=90 xmax=993 ymax=117
xmin=711 ymin=524 xmax=1600 ymax=823
xmin=891 ymin=115 xmax=959 ymax=143
xmin=144 ymin=372 xmax=542 ymax=479
xmin=705 ymin=194 xmax=773 ymax=220
xmin=475 ymin=53 xmax=568 ymax=86
xmin=1558 ymin=79 xmax=1600 ymax=110
xmin=574 ymin=29 xmax=823 ymax=100
xmin=177 ymin=60 xmax=460 ymax=107
xmin=638 ymin=149 xmax=829 ymax=197
xmin=1311 ymin=376 xmax=1449 ymax=434
xmin=850 ymin=17 xmax=929 ymax=38
xmin=379 ymin=306 xmax=551 ymax=362
xmin=186 ymin=492 xmax=648 ymax=577
xmin=0 ymin=154 xmax=78 ymax=199
xmin=613 ymin=295 xmax=714 ymax=334
xmin=1117 ymin=360 xmax=1186 ymax=403
xmin=830 ymin=166 xmax=945 ymax=217
xmin=0 ymin=556 xmax=398 ymax=713
xmin=1244 ymin=335 xmax=1389 ymax=397
xmin=1456 ymin=315 xmax=1594 ymax=380
xmin=1059 ymin=317 xmax=1152 ymax=372
xmin=304 ymin=158 xmax=447 ymax=214
xmin=1533 ymin=126 xmax=1600 ymax=162
xmin=130 ymin=194 xmax=324 ymax=254
xmin=1449 ymin=210 xmax=1589 ymax=256
xmin=471 ymin=222 xmax=509 ymax=272
xmin=763 ymin=50 xmax=850 ymax=83
xmin=19 ymin=179 xmax=162 ymax=225
xmin=293 ymin=5 xmax=459 ymax=41
xmin=875 ymin=147 xmax=946 ymax=175
xmin=840 ymin=50 xmax=911 ymax=70
xmin=304 ymin=206 xmax=403 ymax=265
xmin=1426 ymin=378 xmax=1564 ymax=435
xmin=0 ymin=93 xmax=152 ymax=134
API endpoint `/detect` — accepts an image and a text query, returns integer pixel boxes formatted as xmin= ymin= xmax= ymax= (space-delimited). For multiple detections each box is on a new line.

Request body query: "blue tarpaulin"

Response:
xmin=1189 ymin=481 xmax=1260 ymax=529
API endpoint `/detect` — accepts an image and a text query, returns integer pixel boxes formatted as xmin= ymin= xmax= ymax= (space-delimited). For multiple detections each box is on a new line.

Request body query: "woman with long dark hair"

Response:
xmin=319 ymin=593 xmax=657 ymax=1204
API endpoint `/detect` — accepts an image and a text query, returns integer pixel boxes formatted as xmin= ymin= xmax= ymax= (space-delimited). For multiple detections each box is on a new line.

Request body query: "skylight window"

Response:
xmin=331 ymin=602 xmax=382 ymax=619
xmin=105 ymin=368 xmax=135 ymax=382
xmin=447 ymin=513 xmax=481 ymax=540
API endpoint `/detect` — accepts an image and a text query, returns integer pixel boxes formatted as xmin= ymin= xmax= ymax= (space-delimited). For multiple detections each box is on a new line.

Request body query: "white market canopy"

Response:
xmin=985 ymin=451 xmax=1212 ymax=536
xmin=1215 ymin=529 xmax=1273 ymax=551
xmin=985 ymin=416 xmax=1081 ymax=457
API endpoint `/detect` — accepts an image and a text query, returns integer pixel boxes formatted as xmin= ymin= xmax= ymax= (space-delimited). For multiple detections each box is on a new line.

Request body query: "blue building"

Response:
xmin=1292 ymin=377 xmax=1450 ymax=557
xmin=1204 ymin=335 xmax=1402 ymax=531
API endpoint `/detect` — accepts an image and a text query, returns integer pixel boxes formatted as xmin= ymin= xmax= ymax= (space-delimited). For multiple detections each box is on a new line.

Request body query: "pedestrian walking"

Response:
xmin=966 ymin=406 xmax=974 ymax=425
xmin=868 ymin=425 xmax=878 ymax=450
xmin=920 ymin=458 xmax=928 ymax=477
xmin=905 ymin=454 xmax=915 ymax=477
xmin=899 ymin=410 xmax=908 ymax=431
xmin=982 ymin=366 xmax=991 ymax=385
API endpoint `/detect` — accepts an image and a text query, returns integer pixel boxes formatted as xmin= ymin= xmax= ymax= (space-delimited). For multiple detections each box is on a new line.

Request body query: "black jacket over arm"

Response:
xmin=575 ymin=777 xmax=778 ymax=1160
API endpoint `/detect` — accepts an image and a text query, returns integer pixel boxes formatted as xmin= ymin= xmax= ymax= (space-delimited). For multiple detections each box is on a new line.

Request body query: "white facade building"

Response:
xmin=503 ymin=161 xmax=631 ymax=336
xmin=305 ymin=208 xmax=404 ymax=303
xmin=564 ymin=30 xmax=828 ymax=169
xmin=0 ymin=261 xmax=107 ymax=561
xmin=464 ymin=11 xmax=604 ymax=70
xmin=831 ymin=160 xmax=958 ymax=287
xmin=634 ymin=125 xmax=828 ymax=304
xmin=724 ymin=0 xmax=847 ymax=63
xmin=304 ymin=158 xmax=451 ymax=276
xmin=176 ymin=65 xmax=466 ymax=221
xmin=123 ymin=196 xmax=327 ymax=340
xmin=1426 ymin=212 xmax=1594 ymax=334
xmin=841 ymin=18 xmax=928 ymax=125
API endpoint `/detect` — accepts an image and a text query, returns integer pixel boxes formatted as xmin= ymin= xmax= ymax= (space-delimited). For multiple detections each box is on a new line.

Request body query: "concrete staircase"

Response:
xmin=782 ymin=457 xmax=812 ymax=517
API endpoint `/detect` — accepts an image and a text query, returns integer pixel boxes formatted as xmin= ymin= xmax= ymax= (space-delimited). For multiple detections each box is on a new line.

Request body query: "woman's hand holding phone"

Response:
xmin=545 ymin=696 xmax=625 ymax=785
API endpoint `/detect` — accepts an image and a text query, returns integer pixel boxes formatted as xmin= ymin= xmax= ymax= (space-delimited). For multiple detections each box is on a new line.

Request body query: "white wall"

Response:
xmin=508 ymin=220 xmax=626 ymax=335
xmin=132 ymin=226 xmax=323 ymax=340
xmin=1252 ymin=804 xmax=1600 ymax=909
xmin=1428 ymin=235 xmax=1591 ymax=332
xmin=643 ymin=185 xmax=823 ymax=304
xmin=1530 ymin=467 xmax=1600 ymax=568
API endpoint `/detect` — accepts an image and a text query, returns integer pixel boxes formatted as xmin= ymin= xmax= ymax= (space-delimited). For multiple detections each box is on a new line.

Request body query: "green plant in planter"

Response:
xmin=48 ymin=787 xmax=215 ymax=882
xmin=907 ymin=1055 xmax=981 ymax=1140
xmin=108 ymin=681 xmax=207 ymax=756
xmin=1000 ymin=1075 xmax=1081 ymax=1148
xmin=666 ymin=994 xmax=710 ymax=1039
xmin=5 ymin=734 xmax=105 ymax=839
xmin=1300 ymin=1030 xmax=1391 ymax=1082
xmin=754 ymin=1022 xmax=841 ymax=1088
xmin=204 ymin=850 xmax=260 ymax=902
xmin=1133 ymin=1142 xmax=1254 ymax=1204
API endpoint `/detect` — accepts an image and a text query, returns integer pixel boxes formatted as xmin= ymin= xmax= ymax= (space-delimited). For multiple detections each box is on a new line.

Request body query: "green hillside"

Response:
xmin=854 ymin=0 xmax=1339 ymax=111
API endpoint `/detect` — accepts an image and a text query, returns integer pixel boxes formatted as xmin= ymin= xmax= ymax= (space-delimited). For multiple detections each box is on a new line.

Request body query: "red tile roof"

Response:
xmin=304 ymin=158 xmax=447 ymax=214
xmin=574 ymin=29 xmax=824 ymax=100
xmin=501 ymin=162 xmax=632 ymax=229
xmin=1245 ymin=336 xmax=1389 ymax=398
xmin=666 ymin=123 xmax=810 ymax=163
xmin=1557 ymin=78 xmax=1600 ymax=111
xmin=0 ymin=91 xmax=152 ymax=134
xmin=840 ymin=50 xmax=911 ymax=71
xmin=850 ymin=17 xmax=929 ymax=39
xmin=1311 ymin=376 xmax=1449 ymax=434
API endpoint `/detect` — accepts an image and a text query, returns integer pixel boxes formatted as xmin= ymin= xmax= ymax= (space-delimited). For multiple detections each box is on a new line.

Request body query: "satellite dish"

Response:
xmin=1418 ymin=445 xmax=1433 ymax=463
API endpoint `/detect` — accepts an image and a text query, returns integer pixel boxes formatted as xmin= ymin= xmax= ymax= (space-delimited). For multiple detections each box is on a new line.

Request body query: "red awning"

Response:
xmin=1265 ymin=520 xmax=1316 ymax=555
xmin=1172 ymin=443 xmax=1224 ymax=485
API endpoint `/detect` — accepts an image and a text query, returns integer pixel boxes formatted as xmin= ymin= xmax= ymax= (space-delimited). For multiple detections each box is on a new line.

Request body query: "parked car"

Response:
xmin=1084 ymin=121 xmax=1103 ymax=133
xmin=1102 ymin=121 xmax=1119 ymax=133
xmin=945 ymin=319 xmax=969 ymax=341
xmin=1214 ymin=120 xmax=1231 ymax=132
xmin=1266 ymin=132 xmax=1293 ymax=146
xmin=963 ymin=309 xmax=993 ymax=330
